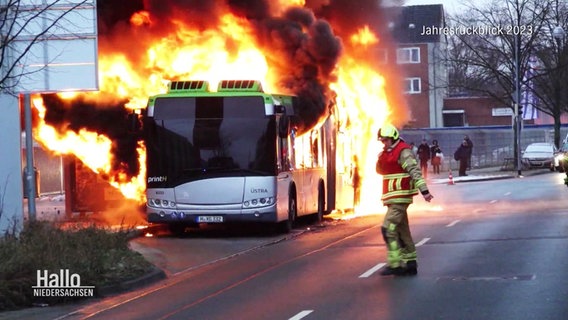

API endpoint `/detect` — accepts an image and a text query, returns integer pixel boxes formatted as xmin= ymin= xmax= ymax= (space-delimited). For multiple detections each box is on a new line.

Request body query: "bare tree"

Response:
xmin=0 ymin=0 xmax=91 ymax=93
xmin=446 ymin=32 xmax=501 ymax=96
xmin=446 ymin=0 xmax=552 ymax=102
xmin=446 ymin=0 xmax=568 ymax=148
xmin=529 ymin=0 xmax=568 ymax=147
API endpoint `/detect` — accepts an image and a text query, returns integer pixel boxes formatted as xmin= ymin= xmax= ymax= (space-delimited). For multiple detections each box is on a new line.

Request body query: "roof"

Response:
xmin=388 ymin=4 xmax=445 ymax=44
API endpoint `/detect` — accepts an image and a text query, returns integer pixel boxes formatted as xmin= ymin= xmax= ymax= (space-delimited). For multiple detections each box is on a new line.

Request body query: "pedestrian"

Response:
xmin=430 ymin=140 xmax=443 ymax=174
xmin=417 ymin=139 xmax=431 ymax=178
xmin=464 ymin=135 xmax=473 ymax=170
xmin=454 ymin=139 xmax=470 ymax=176
xmin=409 ymin=142 xmax=418 ymax=157
xmin=375 ymin=124 xmax=434 ymax=276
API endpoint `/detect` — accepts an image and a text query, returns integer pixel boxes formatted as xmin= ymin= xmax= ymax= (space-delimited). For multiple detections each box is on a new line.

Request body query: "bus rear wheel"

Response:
xmin=313 ymin=184 xmax=325 ymax=223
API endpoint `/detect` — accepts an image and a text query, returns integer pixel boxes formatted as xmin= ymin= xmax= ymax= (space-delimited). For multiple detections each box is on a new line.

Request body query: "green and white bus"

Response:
xmin=143 ymin=80 xmax=354 ymax=234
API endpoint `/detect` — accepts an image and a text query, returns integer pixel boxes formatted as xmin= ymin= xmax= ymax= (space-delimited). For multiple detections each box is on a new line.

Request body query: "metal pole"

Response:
xmin=24 ymin=93 xmax=37 ymax=220
xmin=514 ymin=34 xmax=523 ymax=177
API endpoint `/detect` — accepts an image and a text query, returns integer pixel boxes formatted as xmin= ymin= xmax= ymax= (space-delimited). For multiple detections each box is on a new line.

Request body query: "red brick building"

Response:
xmin=443 ymin=96 xmax=520 ymax=127
xmin=389 ymin=4 xmax=447 ymax=128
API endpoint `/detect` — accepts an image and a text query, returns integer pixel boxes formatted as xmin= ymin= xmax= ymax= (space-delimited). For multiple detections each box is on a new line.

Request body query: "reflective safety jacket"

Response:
xmin=376 ymin=140 xmax=428 ymax=204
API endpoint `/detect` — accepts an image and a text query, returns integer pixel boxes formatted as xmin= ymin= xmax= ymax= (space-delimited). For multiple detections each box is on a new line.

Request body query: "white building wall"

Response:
xmin=0 ymin=94 xmax=24 ymax=235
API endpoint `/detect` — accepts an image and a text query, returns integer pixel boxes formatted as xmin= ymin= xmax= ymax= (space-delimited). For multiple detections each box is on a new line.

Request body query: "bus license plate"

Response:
xmin=197 ymin=216 xmax=224 ymax=223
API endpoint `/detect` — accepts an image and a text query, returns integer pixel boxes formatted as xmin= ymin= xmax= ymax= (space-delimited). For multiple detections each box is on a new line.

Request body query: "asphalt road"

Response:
xmin=4 ymin=170 xmax=568 ymax=320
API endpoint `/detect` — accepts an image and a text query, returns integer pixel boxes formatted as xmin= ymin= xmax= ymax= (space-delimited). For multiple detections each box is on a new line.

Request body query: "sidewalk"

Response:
xmin=427 ymin=166 xmax=553 ymax=184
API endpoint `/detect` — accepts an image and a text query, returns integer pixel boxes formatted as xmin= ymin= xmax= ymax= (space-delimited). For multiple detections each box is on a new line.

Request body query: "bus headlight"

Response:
xmin=242 ymin=197 xmax=274 ymax=208
xmin=148 ymin=198 xmax=176 ymax=208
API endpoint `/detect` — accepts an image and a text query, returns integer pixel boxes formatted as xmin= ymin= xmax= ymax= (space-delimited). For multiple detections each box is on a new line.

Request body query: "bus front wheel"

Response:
xmin=280 ymin=196 xmax=297 ymax=233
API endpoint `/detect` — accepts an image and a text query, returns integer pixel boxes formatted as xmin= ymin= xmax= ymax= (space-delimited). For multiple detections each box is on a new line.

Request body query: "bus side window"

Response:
xmin=278 ymin=116 xmax=292 ymax=171
xmin=289 ymin=127 xmax=297 ymax=169
xmin=311 ymin=130 xmax=319 ymax=167
xmin=279 ymin=136 xmax=290 ymax=172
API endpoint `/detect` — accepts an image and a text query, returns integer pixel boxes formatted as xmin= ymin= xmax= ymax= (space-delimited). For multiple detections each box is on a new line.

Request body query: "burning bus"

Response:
xmin=144 ymin=79 xmax=355 ymax=234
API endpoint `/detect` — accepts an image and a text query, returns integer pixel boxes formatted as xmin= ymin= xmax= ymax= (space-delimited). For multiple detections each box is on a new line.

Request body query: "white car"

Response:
xmin=522 ymin=142 xmax=558 ymax=171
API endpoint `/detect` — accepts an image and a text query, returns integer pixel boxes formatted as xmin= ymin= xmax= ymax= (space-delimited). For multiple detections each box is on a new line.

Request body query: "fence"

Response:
xmin=400 ymin=124 xmax=568 ymax=171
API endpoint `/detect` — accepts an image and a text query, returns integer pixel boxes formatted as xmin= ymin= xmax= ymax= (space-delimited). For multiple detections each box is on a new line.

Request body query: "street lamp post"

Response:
xmin=513 ymin=33 xmax=522 ymax=177
xmin=553 ymin=25 xmax=565 ymax=149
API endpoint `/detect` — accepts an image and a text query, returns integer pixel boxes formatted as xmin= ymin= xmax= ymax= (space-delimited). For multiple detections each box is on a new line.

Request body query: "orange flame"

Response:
xmin=350 ymin=26 xmax=379 ymax=47
xmin=331 ymin=55 xmax=389 ymax=214
xmin=32 ymin=96 xmax=147 ymax=202
xmin=130 ymin=11 xmax=152 ymax=27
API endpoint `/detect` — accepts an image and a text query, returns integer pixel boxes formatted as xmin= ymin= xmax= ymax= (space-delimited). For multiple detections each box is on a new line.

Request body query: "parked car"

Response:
xmin=522 ymin=142 xmax=558 ymax=171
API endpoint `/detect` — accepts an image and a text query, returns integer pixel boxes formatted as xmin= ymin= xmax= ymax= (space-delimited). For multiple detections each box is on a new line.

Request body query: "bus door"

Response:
xmin=276 ymin=115 xmax=293 ymax=222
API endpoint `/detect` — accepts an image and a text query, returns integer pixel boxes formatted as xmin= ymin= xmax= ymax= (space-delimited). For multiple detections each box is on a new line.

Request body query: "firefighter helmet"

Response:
xmin=377 ymin=124 xmax=399 ymax=140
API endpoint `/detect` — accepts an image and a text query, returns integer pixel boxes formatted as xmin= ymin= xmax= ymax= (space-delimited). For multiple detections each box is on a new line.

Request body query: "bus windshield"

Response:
xmin=146 ymin=96 xmax=277 ymax=186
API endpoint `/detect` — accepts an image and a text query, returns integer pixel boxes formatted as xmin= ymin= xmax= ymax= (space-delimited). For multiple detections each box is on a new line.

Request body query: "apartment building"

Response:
xmin=389 ymin=4 xmax=447 ymax=128
xmin=389 ymin=4 xmax=528 ymax=128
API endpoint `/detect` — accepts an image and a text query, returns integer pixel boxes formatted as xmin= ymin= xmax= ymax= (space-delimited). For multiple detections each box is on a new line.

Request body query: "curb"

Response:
xmin=454 ymin=175 xmax=514 ymax=183
xmin=429 ymin=168 xmax=555 ymax=185
xmin=430 ymin=175 xmax=512 ymax=184
xmin=97 ymin=266 xmax=167 ymax=297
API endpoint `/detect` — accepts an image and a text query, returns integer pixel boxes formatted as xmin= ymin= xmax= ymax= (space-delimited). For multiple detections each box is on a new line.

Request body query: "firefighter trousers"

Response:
xmin=381 ymin=203 xmax=417 ymax=268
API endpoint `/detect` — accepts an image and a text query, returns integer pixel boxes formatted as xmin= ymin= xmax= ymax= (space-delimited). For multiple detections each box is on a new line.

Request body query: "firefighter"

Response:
xmin=376 ymin=124 xmax=434 ymax=276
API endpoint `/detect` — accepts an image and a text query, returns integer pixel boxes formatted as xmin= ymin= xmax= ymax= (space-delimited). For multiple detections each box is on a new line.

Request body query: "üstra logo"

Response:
xmin=32 ymin=269 xmax=95 ymax=297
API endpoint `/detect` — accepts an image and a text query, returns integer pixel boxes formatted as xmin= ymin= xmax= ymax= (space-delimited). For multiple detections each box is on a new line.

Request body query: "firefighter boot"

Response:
xmin=380 ymin=266 xmax=407 ymax=276
xmin=405 ymin=260 xmax=418 ymax=276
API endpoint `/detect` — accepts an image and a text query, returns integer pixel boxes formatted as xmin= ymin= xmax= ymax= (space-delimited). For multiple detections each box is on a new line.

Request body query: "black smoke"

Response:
xmin=40 ymin=94 xmax=140 ymax=179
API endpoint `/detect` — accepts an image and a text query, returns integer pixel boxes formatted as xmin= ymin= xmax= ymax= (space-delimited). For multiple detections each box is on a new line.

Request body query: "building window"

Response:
xmin=396 ymin=47 xmax=420 ymax=64
xmin=404 ymin=77 xmax=421 ymax=94
xmin=443 ymin=110 xmax=466 ymax=127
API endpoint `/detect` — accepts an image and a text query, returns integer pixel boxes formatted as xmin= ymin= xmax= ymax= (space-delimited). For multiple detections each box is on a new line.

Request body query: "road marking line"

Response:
xmin=416 ymin=238 xmax=430 ymax=246
xmin=504 ymin=192 xmax=511 ymax=196
xmin=289 ymin=310 xmax=314 ymax=320
xmin=446 ymin=220 xmax=460 ymax=227
xmin=359 ymin=262 xmax=387 ymax=278
xmin=490 ymin=200 xmax=498 ymax=204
